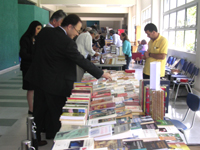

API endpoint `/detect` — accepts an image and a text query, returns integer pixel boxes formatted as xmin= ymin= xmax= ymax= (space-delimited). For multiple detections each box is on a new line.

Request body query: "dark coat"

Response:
xmin=25 ymin=27 xmax=103 ymax=96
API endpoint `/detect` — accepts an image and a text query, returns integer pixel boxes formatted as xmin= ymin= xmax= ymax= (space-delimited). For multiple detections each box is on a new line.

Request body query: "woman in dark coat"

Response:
xmin=19 ymin=21 xmax=42 ymax=114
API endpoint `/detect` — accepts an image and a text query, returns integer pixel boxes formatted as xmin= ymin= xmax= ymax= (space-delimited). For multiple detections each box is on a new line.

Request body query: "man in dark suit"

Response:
xmin=25 ymin=14 xmax=111 ymax=145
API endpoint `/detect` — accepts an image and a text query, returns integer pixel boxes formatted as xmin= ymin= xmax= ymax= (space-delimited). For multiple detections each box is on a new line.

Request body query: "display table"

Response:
xmin=94 ymin=63 xmax=124 ymax=70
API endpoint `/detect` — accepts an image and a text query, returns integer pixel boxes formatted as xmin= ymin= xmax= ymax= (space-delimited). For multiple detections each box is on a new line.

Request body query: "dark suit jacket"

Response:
xmin=25 ymin=27 xmax=103 ymax=96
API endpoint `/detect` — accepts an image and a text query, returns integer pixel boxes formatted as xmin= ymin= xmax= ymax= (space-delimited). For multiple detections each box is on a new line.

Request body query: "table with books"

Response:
xmin=52 ymin=70 xmax=189 ymax=150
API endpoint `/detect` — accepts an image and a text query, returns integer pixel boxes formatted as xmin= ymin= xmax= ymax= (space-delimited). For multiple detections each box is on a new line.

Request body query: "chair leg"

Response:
xmin=170 ymin=83 xmax=176 ymax=100
xmin=182 ymin=107 xmax=190 ymax=122
xmin=179 ymin=129 xmax=188 ymax=144
xmin=185 ymin=85 xmax=189 ymax=93
xmin=187 ymin=84 xmax=193 ymax=94
xmin=174 ymin=84 xmax=181 ymax=106
xmin=188 ymin=112 xmax=196 ymax=130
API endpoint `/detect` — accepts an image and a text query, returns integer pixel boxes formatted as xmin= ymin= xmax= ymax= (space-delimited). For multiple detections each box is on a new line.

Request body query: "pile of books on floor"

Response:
xmin=53 ymin=71 xmax=189 ymax=150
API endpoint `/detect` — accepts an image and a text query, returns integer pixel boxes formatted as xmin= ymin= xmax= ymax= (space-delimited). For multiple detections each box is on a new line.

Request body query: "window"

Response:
xmin=163 ymin=0 xmax=197 ymax=52
xmin=141 ymin=6 xmax=151 ymax=42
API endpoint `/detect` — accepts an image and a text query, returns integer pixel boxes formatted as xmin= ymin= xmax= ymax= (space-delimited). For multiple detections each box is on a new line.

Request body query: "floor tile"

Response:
xmin=0 ymin=119 xmax=17 ymax=126
xmin=0 ymin=102 xmax=27 ymax=107
xmin=0 ymin=87 xmax=20 ymax=89
xmin=0 ymin=95 xmax=26 ymax=100
xmin=0 ymin=82 xmax=22 ymax=85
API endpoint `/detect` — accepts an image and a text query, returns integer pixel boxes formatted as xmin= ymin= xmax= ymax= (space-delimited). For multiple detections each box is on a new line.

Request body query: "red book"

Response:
xmin=67 ymin=97 xmax=90 ymax=101
xmin=71 ymin=89 xmax=91 ymax=93
xmin=145 ymin=87 xmax=150 ymax=115
xmin=90 ymin=102 xmax=115 ymax=111
xmin=92 ymin=89 xmax=111 ymax=96
xmin=160 ymin=87 xmax=166 ymax=115
xmin=91 ymin=93 xmax=111 ymax=98
xmin=124 ymin=102 xmax=139 ymax=106
xmin=117 ymin=93 xmax=128 ymax=97
xmin=125 ymin=69 xmax=135 ymax=73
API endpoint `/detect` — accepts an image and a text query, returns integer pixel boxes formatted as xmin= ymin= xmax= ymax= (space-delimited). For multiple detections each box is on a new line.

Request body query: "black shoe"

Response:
xmin=38 ymin=140 xmax=47 ymax=146
xmin=28 ymin=110 xmax=33 ymax=115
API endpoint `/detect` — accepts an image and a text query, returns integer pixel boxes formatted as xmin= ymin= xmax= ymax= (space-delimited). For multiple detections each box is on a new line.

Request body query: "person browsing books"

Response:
xmin=25 ymin=14 xmax=112 ymax=146
xmin=120 ymin=33 xmax=132 ymax=70
xmin=136 ymin=23 xmax=168 ymax=79
xmin=19 ymin=21 xmax=42 ymax=115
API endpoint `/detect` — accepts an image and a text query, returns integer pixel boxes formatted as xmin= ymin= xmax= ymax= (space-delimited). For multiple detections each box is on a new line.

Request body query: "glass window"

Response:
xmin=186 ymin=6 xmax=197 ymax=26
xmin=185 ymin=30 xmax=196 ymax=51
xmin=164 ymin=15 xmax=169 ymax=29
xmin=177 ymin=9 xmax=185 ymax=27
xmin=169 ymin=12 xmax=176 ymax=28
xmin=163 ymin=31 xmax=168 ymax=40
xmin=187 ymin=0 xmax=194 ymax=3
xmin=177 ymin=0 xmax=185 ymax=7
xmin=170 ymin=0 xmax=176 ymax=10
xmin=164 ymin=0 xmax=169 ymax=12
xmin=169 ymin=31 xmax=175 ymax=48
xmin=176 ymin=31 xmax=184 ymax=49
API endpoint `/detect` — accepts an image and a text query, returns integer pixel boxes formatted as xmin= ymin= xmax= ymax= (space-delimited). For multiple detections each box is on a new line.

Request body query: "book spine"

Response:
xmin=90 ymin=103 xmax=115 ymax=111
xmin=145 ymin=87 xmax=150 ymax=116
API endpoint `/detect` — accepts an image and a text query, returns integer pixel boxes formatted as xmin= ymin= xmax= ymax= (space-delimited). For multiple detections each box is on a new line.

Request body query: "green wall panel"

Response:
xmin=0 ymin=3 xmax=49 ymax=71
xmin=0 ymin=0 xmax=19 ymax=70
xmin=34 ymin=6 xmax=49 ymax=25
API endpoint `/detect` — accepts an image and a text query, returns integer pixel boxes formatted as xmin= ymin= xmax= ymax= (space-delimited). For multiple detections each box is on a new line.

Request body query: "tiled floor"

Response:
xmin=0 ymin=67 xmax=200 ymax=150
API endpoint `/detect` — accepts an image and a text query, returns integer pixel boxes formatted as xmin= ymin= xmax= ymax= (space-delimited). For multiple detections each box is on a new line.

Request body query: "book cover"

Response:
xmin=144 ymin=140 xmax=169 ymax=150
xmin=91 ymin=93 xmax=112 ymax=98
xmin=158 ymin=125 xmax=179 ymax=133
xmin=52 ymin=138 xmax=94 ymax=150
xmin=67 ymin=97 xmax=90 ymax=101
xmin=130 ymin=122 xmax=142 ymax=130
xmin=54 ymin=127 xmax=89 ymax=141
xmin=92 ymin=96 xmax=114 ymax=102
xmin=123 ymin=140 xmax=146 ymax=150
xmin=92 ymin=89 xmax=111 ymax=96
xmin=88 ymin=117 xmax=116 ymax=127
xmin=94 ymin=140 xmax=128 ymax=150
xmin=89 ymin=109 xmax=115 ymax=116
xmin=116 ymin=116 xmax=131 ymax=125
xmin=168 ymin=142 xmax=190 ymax=150
xmin=89 ymin=109 xmax=116 ymax=119
xmin=141 ymin=123 xmax=158 ymax=130
xmin=156 ymin=120 xmax=174 ymax=126
xmin=158 ymin=133 xmax=184 ymax=143
xmin=90 ymin=102 xmax=115 ymax=111
xmin=112 ymin=124 xmax=130 ymax=135
xmin=89 ymin=125 xmax=112 ymax=138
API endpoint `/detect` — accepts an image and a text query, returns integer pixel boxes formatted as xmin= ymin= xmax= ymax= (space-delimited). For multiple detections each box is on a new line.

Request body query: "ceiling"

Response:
xmin=26 ymin=0 xmax=135 ymax=21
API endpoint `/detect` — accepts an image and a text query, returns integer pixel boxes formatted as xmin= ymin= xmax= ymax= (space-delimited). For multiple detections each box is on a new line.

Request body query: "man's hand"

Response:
xmin=144 ymin=51 xmax=149 ymax=58
xmin=102 ymin=73 xmax=112 ymax=80
xmin=94 ymin=52 xmax=100 ymax=57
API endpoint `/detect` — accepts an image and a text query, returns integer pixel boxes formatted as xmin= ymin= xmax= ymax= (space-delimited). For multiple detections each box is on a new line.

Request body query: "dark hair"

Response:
xmin=141 ymin=39 xmax=147 ymax=45
xmin=121 ymin=33 xmax=130 ymax=42
xmin=144 ymin=23 xmax=157 ymax=32
xmin=109 ymin=30 xmax=115 ymax=34
xmin=20 ymin=20 xmax=42 ymax=40
xmin=61 ymin=14 xmax=82 ymax=27
xmin=50 ymin=10 xmax=66 ymax=22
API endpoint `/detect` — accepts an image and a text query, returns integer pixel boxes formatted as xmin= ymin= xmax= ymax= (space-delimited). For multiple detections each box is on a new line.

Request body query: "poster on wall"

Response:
xmin=86 ymin=21 xmax=99 ymax=30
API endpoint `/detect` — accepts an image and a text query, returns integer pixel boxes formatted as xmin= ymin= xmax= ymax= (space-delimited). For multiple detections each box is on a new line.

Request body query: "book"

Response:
xmin=89 ymin=125 xmax=112 ymax=138
xmin=113 ymin=124 xmax=130 ymax=135
xmin=116 ymin=116 xmax=131 ymax=125
xmin=168 ymin=142 xmax=190 ymax=150
xmin=92 ymin=96 xmax=114 ymax=102
xmin=156 ymin=120 xmax=174 ymax=126
xmin=89 ymin=109 xmax=116 ymax=120
xmin=158 ymin=133 xmax=184 ymax=143
xmin=132 ymin=116 xmax=154 ymax=125
xmin=52 ymin=138 xmax=94 ymax=150
xmin=158 ymin=125 xmax=179 ymax=134
xmin=54 ymin=127 xmax=89 ymax=141
xmin=94 ymin=140 xmax=128 ymax=150
xmin=130 ymin=122 xmax=142 ymax=130
xmin=88 ymin=117 xmax=116 ymax=127
xmin=144 ymin=140 xmax=169 ymax=150
xmin=90 ymin=102 xmax=115 ymax=111
xmin=123 ymin=140 xmax=147 ymax=150
xmin=60 ymin=112 xmax=86 ymax=120
xmin=141 ymin=123 xmax=159 ymax=131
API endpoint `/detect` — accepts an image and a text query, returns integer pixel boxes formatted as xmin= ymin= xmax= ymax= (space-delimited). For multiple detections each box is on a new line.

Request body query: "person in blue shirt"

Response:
xmin=120 ymin=33 xmax=132 ymax=70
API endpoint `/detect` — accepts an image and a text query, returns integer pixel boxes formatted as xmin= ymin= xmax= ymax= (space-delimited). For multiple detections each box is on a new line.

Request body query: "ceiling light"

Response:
xmin=78 ymin=4 xmax=107 ymax=7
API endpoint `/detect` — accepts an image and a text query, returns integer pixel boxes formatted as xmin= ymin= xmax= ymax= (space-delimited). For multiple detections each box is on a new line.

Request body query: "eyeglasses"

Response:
xmin=73 ymin=26 xmax=81 ymax=34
